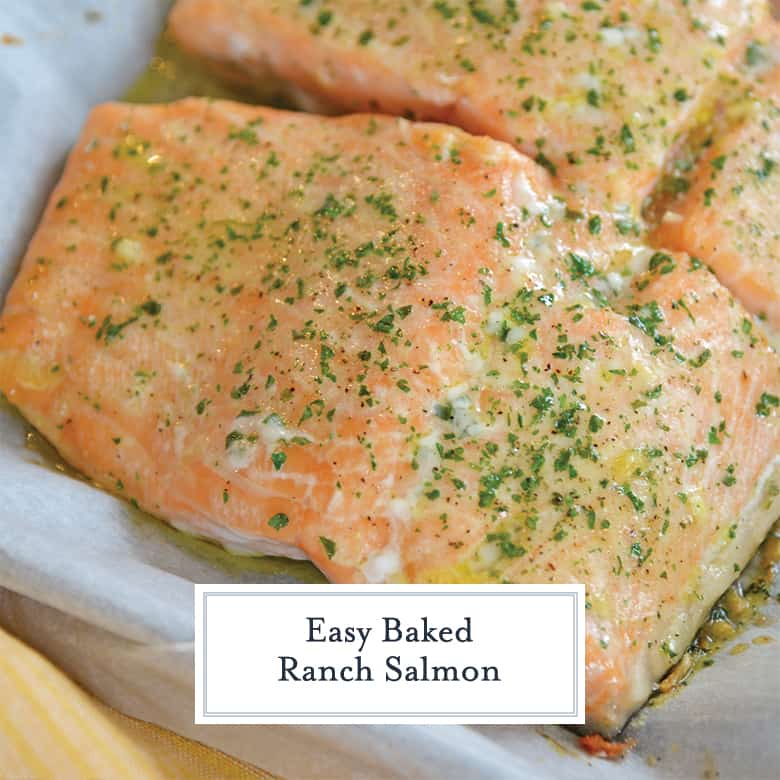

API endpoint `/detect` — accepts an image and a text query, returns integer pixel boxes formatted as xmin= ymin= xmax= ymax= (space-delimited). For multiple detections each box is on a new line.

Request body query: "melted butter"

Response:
xmin=12 ymin=405 xmax=91 ymax=485
xmin=650 ymin=518 xmax=780 ymax=704
xmin=124 ymin=32 xmax=293 ymax=107
xmin=125 ymin=33 xmax=251 ymax=104
xmin=420 ymin=559 xmax=485 ymax=584
xmin=609 ymin=449 xmax=649 ymax=484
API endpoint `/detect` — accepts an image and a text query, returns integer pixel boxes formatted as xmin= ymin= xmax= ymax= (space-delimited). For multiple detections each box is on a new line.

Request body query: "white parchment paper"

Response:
xmin=0 ymin=3 xmax=777 ymax=779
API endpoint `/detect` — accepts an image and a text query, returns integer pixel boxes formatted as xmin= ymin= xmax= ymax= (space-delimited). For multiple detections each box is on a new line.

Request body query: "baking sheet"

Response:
xmin=0 ymin=3 xmax=777 ymax=778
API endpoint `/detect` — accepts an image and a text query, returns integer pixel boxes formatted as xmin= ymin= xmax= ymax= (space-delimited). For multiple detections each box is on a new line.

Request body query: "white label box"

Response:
xmin=195 ymin=584 xmax=585 ymax=725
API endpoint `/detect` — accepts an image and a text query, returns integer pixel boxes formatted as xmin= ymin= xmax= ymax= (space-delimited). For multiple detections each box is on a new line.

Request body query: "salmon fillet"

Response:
xmin=653 ymin=67 xmax=780 ymax=332
xmin=1 ymin=100 xmax=778 ymax=734
xmin=167 ymin=0 xmax=771 ymax=213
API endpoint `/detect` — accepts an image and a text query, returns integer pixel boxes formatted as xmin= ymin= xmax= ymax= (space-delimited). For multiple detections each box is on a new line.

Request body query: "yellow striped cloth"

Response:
xmin=0 ymin=625 xmax=279 ymax=780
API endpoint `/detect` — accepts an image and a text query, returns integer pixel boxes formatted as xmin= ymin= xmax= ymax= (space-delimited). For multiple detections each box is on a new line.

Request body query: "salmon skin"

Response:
xmin=0 ymin=100 xmax=778 ymax=734
xmin=653 ymin=66 xmax=780 ymax=333
xmin=168 ymin=0 xmax=771 ymax=214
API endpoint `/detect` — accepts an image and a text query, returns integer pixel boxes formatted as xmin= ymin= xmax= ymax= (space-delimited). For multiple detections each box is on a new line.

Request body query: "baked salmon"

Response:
xmin=653 ymin=66 xmax=780 ymax=332
xmin=0 ymin=100 xmax=778 ymax=735
xmin=168 ymin=0 xmax=771 ymax=213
